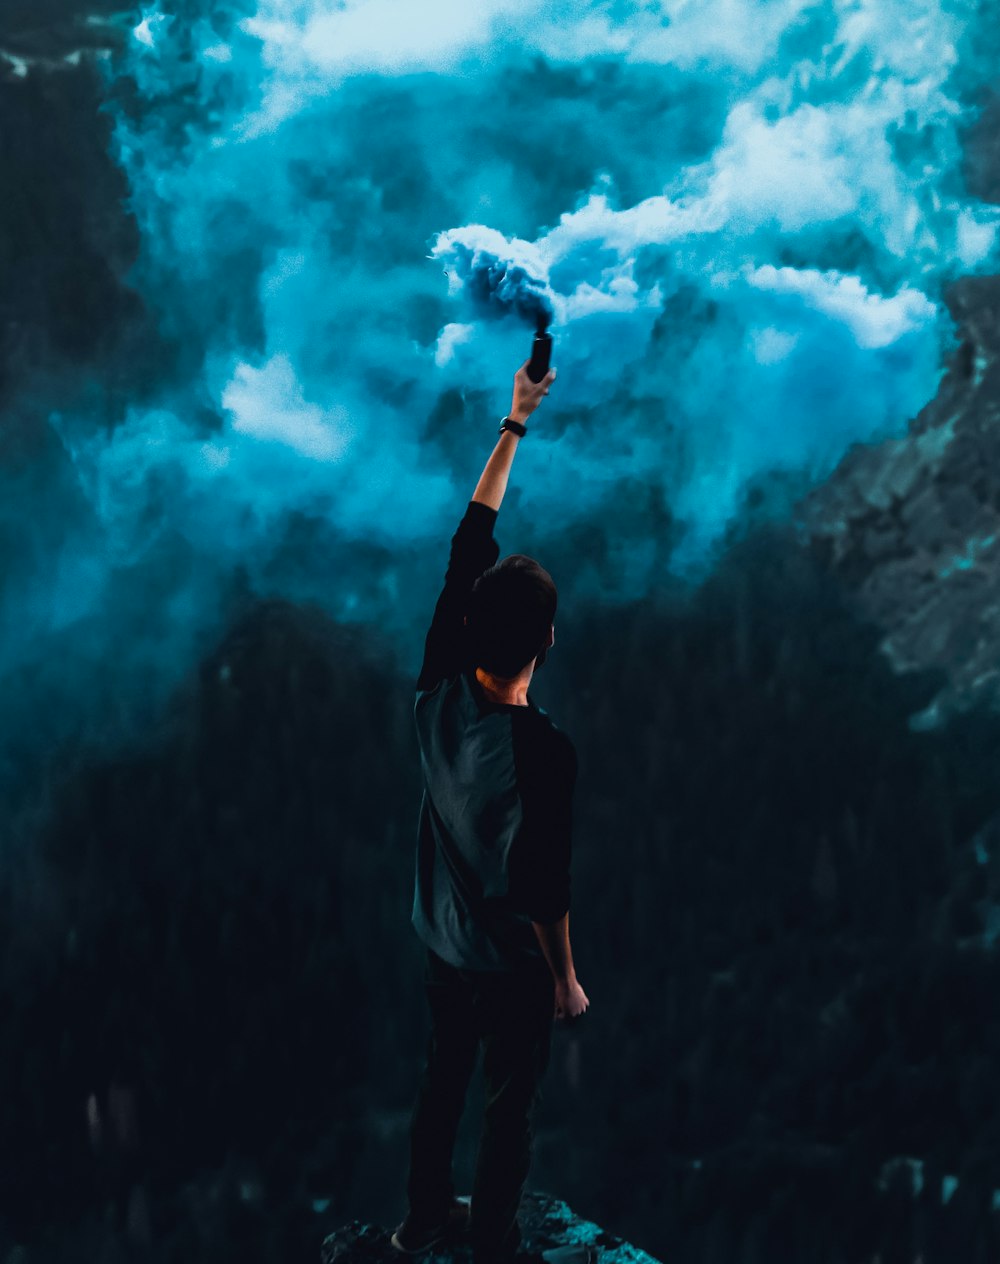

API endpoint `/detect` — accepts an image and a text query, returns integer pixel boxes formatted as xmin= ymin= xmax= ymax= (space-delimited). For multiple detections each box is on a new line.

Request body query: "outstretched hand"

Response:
xmin=510 ymin=361 xmax=557 ymax=424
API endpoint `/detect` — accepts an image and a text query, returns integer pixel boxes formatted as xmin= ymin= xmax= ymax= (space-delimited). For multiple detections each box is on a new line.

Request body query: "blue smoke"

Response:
xmin=431 ymin=229 xmax=555 ymax=331
xmin=3 ymin=0 xmax=1000 ymax=770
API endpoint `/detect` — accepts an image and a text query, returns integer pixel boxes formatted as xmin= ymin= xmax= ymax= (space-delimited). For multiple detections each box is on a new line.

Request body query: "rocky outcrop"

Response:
xmin=321 ymin=1192 xmax=662 ymax=1264
xmin=800 ymin=273 xmax=1000 ymax=727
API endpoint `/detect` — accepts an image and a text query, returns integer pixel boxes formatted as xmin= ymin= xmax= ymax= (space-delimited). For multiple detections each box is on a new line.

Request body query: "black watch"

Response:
xmin=498 ymin=416 xmax=527 ymax=437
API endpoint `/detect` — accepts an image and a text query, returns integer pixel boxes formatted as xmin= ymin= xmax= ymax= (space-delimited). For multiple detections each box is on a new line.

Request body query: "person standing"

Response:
xmin=392 ymin=358 xmax=589 ymax=1264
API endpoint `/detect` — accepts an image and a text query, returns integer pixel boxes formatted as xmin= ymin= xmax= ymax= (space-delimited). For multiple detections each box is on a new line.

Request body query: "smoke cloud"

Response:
xmin=2 ymin=0 xmax=999 ymax=775
xmin=430 ymin=227 xmax=555 ymax=331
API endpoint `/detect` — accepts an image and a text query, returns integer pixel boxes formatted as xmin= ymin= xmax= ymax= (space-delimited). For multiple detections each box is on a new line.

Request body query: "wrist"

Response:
xmin=498 ymin=414 xmax=527 ymax=440
xmin=508 ymin=407 xmax=530 ymax=425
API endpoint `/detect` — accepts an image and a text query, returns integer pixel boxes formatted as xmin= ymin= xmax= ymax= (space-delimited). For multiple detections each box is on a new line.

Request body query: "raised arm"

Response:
xmin=471 ymin=361 xmax=556 ymax=511
xmin=416 ymin=360 xmax=556 ymax=691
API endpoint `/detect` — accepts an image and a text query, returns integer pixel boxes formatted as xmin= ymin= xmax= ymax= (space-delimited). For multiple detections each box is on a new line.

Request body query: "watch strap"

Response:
xmin=499 ymin=416 xmax=527 ymax=437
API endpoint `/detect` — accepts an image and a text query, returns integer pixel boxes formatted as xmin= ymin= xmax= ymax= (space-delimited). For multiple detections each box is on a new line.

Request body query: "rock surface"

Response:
xmin=800 ymin=272 xmax=1000 ymax=727
xmin=321 ymin=1192 xmax=662 ymax=1264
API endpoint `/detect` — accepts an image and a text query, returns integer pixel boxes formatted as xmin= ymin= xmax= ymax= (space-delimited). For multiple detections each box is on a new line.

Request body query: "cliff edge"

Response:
xmin=801 ymin=273 xmax=1000 ymax=727
xmin=321 ymin=1191 xmax=662 ymax=1264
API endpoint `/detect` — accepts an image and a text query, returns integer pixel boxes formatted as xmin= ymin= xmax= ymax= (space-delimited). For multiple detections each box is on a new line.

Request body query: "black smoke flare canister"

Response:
xmin=526 ymin=318 xmax=552 ymax=383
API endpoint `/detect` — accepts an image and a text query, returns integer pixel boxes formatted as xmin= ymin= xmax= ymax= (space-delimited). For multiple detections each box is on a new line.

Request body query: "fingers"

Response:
xmin=512 ymin=361 xmax=557 ymax=414
xmin=514 ymin=364 xmax=557 ymax=385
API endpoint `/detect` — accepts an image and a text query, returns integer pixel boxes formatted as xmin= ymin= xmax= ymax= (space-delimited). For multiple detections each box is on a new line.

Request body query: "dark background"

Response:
xmin=3 ymin=6 xmax=1000 ymax=1263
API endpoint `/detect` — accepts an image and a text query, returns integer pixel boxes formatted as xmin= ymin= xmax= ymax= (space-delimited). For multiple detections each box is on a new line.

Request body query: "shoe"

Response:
xmin=540 ymin=1247 xmax=597 ymax=1264
xmin=391 ymin=1198 xmax=471 ymax=1254
xmin=502 ymin=1248 xmax=594 ymax=1264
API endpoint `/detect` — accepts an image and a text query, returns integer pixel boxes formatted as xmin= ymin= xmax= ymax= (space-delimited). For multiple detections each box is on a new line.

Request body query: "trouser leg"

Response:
xmin=405 ymin=948 xmax=480 ymax=1225
xmin=469 ymin=965 xmax=554 ymax=1263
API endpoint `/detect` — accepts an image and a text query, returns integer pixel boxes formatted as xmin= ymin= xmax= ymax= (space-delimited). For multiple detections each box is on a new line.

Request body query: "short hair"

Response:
xmin=466 ymin=555 xmax=557 ymax=678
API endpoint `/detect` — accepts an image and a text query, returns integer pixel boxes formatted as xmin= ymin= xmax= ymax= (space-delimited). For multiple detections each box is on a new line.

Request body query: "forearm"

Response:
xmin=531 ymin=911 xmax=577 ymax=984
xmin=470 ymin=358 xmax=553 ymax=512
xmin=471 ymin=428 xmax=521 ymax=513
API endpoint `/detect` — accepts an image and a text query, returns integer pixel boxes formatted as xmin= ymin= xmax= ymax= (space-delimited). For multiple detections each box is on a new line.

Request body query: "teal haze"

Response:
xmin=3 ymin=0 xmax=1000 ymax=769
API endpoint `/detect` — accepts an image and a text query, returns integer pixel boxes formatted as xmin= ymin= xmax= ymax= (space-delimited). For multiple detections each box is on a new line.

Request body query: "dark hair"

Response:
xmin=466 ymin=555 xmax=557 ymax=678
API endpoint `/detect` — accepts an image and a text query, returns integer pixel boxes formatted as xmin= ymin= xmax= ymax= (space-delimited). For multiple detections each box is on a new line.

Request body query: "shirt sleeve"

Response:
xmin=506 ymin=726 xmax=577 ymax=924
xmin=416 ymin=499 xmax=500 ymax=693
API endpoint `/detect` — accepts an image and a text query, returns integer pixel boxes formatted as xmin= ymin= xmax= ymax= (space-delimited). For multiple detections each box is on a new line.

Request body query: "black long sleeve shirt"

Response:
xmin=411 ymin=500 xmax=577 ymax=972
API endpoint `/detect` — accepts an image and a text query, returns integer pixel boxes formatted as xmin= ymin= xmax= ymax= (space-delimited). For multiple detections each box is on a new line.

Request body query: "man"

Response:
xmin=392 ymin=357 xmax=590 ymax=1264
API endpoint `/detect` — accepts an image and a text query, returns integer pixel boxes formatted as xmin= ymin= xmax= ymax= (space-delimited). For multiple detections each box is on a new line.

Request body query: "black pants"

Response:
xmin=405 ymin=945 xmax=555 ymax=1263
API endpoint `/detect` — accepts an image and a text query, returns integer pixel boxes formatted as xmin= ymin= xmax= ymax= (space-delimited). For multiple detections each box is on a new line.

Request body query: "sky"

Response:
xmin=2 ymin=0 xmax=1000 ymax=775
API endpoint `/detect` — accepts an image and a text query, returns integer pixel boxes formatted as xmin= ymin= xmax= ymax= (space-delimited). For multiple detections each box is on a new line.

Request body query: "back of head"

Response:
xmin=466 ymin=554 xmax=557 ymax=679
